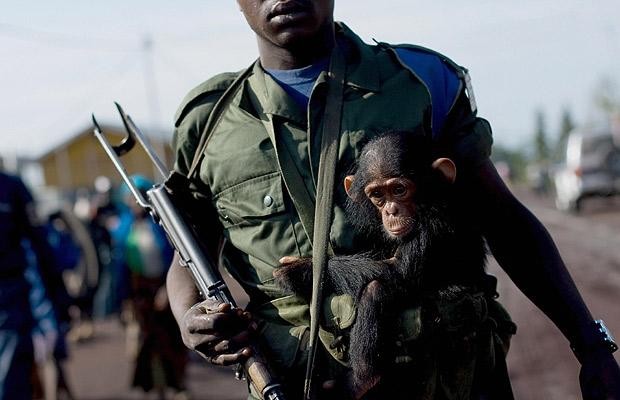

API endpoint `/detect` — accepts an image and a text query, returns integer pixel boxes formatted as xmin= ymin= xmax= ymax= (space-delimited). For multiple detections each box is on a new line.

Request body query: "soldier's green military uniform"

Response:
xmin=173 ymin=23 xmax=512 ymax=399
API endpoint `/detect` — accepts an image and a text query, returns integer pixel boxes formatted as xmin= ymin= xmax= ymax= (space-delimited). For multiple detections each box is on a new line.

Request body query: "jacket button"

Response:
xmin=263 ymin=195 xmax=274 ymax=207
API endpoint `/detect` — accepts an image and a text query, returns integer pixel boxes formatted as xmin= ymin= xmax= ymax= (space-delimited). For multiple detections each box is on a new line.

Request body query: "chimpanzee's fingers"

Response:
xmin=320 ymin=378 xmax=354 ymax=400
xmin=322 ymin=380 xmax=337 ymax=390
xmin=279 ymin=256 xmax=300 ymax=265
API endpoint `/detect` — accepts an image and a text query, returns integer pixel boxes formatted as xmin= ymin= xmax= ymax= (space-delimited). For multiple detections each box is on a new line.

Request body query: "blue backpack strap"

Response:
xmin=380 ymin=42 xmax=476 ymax=137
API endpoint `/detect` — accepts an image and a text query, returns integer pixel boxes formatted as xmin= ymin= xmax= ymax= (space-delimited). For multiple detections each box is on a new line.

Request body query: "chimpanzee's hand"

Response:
xmin=320 ymin=379 xmax=353 ymax=400
xmin=274 ymin=256 xmax=313 ymax=298
xmin=579 ymin=350 xmax=620 ymax=399
xmin=180 ymin=298 xmax=256 ymax=366
xmin=321 ymin=374 xmax=382 ymax=400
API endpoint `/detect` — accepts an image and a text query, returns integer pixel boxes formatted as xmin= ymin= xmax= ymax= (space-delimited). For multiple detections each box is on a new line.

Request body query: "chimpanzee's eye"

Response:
xmin=370 ymin=197 xmax=385 ymax=207
xmin=393 ymin=184 xmax=406 ymax=197
xmin=367 ymin=189 xmax=385 ymax=207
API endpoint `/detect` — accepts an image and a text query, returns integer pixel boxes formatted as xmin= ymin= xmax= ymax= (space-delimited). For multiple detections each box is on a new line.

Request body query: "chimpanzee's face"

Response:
xmin=236 ymin=0 xmax=334 ymax=50
xmin=363 ymin=177 xmax=418 ymax=239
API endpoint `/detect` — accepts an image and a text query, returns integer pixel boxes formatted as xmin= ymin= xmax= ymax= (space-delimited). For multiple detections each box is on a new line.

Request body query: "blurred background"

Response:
xmin=1 ymin=1 xmax=619 ymax=399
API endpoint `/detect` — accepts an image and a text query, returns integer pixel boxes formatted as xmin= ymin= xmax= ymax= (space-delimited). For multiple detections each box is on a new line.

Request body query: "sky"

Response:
xmin=1 ymin=0 xmax=619 ymax=160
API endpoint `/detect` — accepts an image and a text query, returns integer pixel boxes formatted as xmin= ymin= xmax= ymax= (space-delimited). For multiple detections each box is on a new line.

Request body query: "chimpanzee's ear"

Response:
xmin=344 ymin=175 xmax=355 ymax=198
xmin=431 ymin=158 xmax=457 ymax=183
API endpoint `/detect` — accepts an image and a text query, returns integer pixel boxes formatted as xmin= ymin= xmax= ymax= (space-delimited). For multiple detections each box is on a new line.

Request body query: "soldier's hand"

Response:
xmin=180 ymin=298 xmax=256 ymax=366
xmin=579 ymin=350 xmax=620 ymax=399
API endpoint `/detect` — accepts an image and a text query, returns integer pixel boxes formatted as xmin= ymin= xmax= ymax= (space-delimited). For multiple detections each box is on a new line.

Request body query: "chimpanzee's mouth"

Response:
xmin=389 ymin=227 xmax=411 ymax=238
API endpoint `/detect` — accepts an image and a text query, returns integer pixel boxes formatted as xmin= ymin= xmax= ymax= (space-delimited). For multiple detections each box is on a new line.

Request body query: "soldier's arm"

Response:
xmin=167 ymin=72 xmax=254 ymax=366
xmin=167 ymin=253 xmax=201 ymax=324
xmin=444 ymin=90 xmax=620 ymax=398
xmin=166 ymin=253 xmax=254 ymax=365
xmin=462 ymin=159 xmax=620 ymax=398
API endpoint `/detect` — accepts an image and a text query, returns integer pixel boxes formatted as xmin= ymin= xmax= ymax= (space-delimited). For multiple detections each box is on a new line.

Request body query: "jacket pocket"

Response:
xmin=212 ymin=171 xmax=285 ymax=228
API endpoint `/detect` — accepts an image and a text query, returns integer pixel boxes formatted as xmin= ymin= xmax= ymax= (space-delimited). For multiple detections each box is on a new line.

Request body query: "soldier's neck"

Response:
xmin=257 ymin=33 xmax=335 ymax=70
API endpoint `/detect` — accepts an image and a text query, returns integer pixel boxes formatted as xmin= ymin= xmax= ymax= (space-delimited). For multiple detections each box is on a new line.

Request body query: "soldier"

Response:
xmin=166 ymin=1 xmax=620 ymax=398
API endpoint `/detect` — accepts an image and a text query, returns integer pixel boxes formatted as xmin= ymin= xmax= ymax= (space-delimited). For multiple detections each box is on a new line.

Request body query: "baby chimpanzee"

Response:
xmin=274 ymin=130 xmax=488 ymax=397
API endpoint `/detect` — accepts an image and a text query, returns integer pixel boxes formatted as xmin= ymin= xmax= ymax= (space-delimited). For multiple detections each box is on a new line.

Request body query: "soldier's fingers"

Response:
xmin=192 ymin=302 xmax=245 ymax=326
xmin=239 ymin=310 xmax=253 ymax=322
xmin=233 ymin=308 xmax=254 ymax=323
xmin=192 ymin=299 xmax=235 ymax=314
xmin=216 ymin=302 xmax=232 ymax=313
xmin=211 ymin=329 xmax=254 ymax=354
xmin=192 ymin=298 xmax=226 ymax=313
xmin=187 ymin=310 xmax=247 ymax=335
xmin=207 ymin=347 xmax=253 ymax=366
xmin=185 ymin=313 xmax=218 ymax=333
xmin=187 ymin=331 xmax=223 ymax=352
xmin=211 ymin=339 xmax=232 ymax=354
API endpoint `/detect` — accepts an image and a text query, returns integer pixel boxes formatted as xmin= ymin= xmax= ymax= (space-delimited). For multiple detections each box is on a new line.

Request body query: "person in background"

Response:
xmin=118 ymin=176 xmax=188 ymax=400
xmin=43 ymin=210 xmax=87 ymax=400
xmin=25 ymin=253 xmax=74 ymax=400
xmin=62 ymin=200 xmax=100 ymax=343
xmin=0 ymin=171 xmax=56 ymax=400
xmin=90 ymin=202 xmax=116 ymax=319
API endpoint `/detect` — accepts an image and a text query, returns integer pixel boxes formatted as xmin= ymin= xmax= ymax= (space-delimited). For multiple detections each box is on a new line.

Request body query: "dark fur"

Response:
xmin=274 ymin=131 xmax=487 ymax=394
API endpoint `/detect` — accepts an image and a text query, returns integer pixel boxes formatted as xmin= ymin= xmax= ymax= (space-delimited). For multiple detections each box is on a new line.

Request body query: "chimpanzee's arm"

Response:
xmin=274 ymin=255 xmax=391 ymax=299
xmin=458 ymin=159 xmax=620 ymax=397
xmin=326 ymin=255 xmax=391 ymax=297
xmin=348 ymin=280 xmax=390 ymax=397
xmin=273 ymin=257 xmax=314 ymax=298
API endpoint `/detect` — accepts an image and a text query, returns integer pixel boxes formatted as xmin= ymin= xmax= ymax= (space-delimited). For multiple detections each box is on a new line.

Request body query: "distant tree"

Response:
xmin=491 ymin=145 xmax=528 ymax=183
xmin=554 ymin=107 xmax=575 ymax=162
xmin=534 ymin=109 xmax=551 ymax=163
xmin=593 ymin=76 xmax=620 ymax=115
xmin=528 ymin=110 xmax=553 ymax=194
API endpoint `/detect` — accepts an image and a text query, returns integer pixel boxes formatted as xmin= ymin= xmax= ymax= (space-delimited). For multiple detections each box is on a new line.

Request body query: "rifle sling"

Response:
xmin=185 ymin=46 xmax=346 ymax=400
xmin=187 ymin=62 xmax=318 ymax=247
xmin=304 ymin=43 xmax=346 ymax=400
xmin=187 ymin=63 xmax=255 ymax=182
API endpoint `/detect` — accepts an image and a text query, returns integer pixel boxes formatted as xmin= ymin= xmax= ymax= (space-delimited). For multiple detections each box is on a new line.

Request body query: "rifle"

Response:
xmin=92 ymin=103 xmax=287 ymax=400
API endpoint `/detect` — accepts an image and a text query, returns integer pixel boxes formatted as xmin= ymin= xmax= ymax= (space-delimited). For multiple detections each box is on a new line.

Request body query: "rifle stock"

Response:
xmin=92 ymin=105 xmax=287 ymax=400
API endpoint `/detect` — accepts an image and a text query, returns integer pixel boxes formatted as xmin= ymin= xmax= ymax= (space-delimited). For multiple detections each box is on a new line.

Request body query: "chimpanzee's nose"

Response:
xmin=385 ymin=201 xmax=398 ymax=215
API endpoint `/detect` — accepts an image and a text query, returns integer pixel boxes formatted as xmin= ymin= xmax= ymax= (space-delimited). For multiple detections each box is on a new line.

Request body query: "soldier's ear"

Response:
xmin=431 ymin=158 xmax=456 ymax=183
xmin=344 ymin=175 xmax=355 ymax=198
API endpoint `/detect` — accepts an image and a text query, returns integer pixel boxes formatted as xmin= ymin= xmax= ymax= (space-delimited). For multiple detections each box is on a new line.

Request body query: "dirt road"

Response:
xmin=64 ymin=189 xmax=620 ymax=400
xmin=492 ymin=190 xmax=620 ymax=399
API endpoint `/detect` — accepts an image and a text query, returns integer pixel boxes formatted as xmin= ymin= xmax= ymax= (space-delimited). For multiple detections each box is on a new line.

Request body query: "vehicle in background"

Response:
xmin=554 ymin=128 xmax=620 ymax=213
